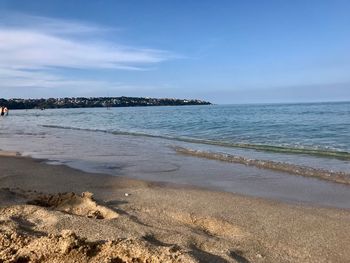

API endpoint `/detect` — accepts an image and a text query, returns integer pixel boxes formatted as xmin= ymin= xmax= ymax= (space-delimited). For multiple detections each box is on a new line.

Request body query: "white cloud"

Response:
xmin=0 ymin=29 xmax=171 ymax=70
xmin=0 ymin=13 xmax=175 ymax=96
xmin=0 ymin=13 xmax=112 ymax=36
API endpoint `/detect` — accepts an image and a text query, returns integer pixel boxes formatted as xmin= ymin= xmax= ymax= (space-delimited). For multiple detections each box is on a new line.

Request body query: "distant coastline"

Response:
xmin=0 ymin=96 xmax=211 ymax=110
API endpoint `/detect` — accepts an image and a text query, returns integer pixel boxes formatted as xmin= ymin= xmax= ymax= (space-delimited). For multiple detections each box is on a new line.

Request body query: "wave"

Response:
xmin=41 ymin=124 xmax=350 ymax=160
xmin=174 ymin=147 xmax=350 ymax=185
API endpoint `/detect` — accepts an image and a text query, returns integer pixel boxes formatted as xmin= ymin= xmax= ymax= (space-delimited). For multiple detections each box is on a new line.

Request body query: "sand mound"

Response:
xmin=0 ymin=190 xmax=195 ymax=262
xmin=28 ymin=192 xmax=119 ymax=220
xmin=0 ymin=229 xmax=194 ymax=263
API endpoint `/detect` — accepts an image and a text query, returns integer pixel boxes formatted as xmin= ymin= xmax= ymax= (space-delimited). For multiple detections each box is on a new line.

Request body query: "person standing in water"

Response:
xmin=0 ymin=107 xmax=8 ymax=116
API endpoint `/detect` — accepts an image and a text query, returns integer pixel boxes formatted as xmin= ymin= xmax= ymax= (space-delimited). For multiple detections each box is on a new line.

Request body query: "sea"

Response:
xmin=1 ymin=101 xmax=350 ymax=208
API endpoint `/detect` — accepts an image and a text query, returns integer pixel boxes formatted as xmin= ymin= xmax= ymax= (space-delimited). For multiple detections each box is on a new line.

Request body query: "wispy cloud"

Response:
xmin=0 ymin=13 xmax=113 ymax=35
xmin=0 ymin=14 xmax=172 ymax=70
xmin=0 ymin=13 xmax=175 ymax=95
xmin=0 ymin=29 xmax=169 ymax=69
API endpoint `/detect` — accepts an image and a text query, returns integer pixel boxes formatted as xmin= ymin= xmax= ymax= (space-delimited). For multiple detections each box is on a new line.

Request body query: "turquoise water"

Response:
xmin=8 ymin=102 xmax=350 ymax=157
xmin=1 ymin=102 xmax=350 ymax=208
xmin=1 ymin=101 xmax=350 ymax=172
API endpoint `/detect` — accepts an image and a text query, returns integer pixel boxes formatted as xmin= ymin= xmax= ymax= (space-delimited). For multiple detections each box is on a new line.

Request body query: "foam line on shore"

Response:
xmin=41 ymin=124 xmax=350 ymax=160
xmin=174 ymin=146 xmax=350 ymax=185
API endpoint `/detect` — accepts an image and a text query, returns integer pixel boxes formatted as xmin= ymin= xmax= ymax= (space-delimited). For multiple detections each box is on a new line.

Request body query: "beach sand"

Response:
xmin=1 ymin=154 xmax=350 ymax=262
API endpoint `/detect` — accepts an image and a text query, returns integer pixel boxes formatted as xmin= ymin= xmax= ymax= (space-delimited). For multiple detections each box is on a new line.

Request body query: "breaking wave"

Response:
xmin=41 ymin=124 xmax=350 ymax=161
xmin=174 ymin=147 xmax=350 ymax=185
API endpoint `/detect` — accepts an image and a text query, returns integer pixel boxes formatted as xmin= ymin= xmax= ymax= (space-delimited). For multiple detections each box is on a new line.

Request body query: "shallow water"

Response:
xmin=0 ymin=103 xmax=349 ymax=208
xmin=10 ymin=102 xmax=350 ymax=156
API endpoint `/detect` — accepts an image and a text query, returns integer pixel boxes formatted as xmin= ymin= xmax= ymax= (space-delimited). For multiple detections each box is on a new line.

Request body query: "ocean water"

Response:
xmin=0 ymin=102 xmax=350 ymax=208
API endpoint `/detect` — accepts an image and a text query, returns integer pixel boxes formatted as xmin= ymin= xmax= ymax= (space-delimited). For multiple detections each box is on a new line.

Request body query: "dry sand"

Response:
xmin=0 ymin=154 xmax=350 ymax=262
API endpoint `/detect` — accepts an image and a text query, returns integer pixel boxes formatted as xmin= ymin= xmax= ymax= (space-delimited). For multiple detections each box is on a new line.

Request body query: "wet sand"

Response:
xmin=1 ymin=154 xmax=350 ymax=262
xmin=2 ymin=125 xmax=350 ymax=209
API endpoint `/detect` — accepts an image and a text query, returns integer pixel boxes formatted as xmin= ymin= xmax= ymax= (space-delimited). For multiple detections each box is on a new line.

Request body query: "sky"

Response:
xmin=0 ymin=0 xmax=350 ymax=104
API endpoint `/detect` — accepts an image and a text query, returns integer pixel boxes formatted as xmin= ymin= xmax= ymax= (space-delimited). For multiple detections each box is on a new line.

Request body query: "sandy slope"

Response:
xmin=0 ymin=155 xmax=350 ymax=262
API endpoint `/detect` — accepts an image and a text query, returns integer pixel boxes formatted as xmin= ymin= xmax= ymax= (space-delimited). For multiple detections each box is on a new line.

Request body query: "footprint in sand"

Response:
xmin=28 ymin=192 xmax=119 ymax=220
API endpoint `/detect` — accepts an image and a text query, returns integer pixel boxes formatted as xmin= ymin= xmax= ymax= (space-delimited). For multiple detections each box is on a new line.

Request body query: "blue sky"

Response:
xmin=0 ymin=0 xmax=350 ymax=103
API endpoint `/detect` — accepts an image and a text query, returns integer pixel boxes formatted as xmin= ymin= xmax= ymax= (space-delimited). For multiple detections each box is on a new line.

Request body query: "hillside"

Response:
xmin=0 ymin=97 xmax=211 ymax=109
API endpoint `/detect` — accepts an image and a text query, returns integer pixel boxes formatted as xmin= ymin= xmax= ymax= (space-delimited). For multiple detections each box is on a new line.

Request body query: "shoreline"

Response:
xmin=2 ymin=107 xmax=350 ymax=209
xmin=2 ymin=152 xmax=348 ymax=210
xmin=1 ymin=155 xmax=350 ymax=262
xmin=2 ymin=144 xmax=350 ymax=210
xmin=175 ymin=147 xmax=350 ymax=185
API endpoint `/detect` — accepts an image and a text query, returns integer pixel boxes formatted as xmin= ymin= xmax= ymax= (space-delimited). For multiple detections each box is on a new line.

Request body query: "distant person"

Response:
xmin=0 ymin=107 xmax=4 ymax=116
xmin=4 ymin=107 xmax=8 ymax=116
